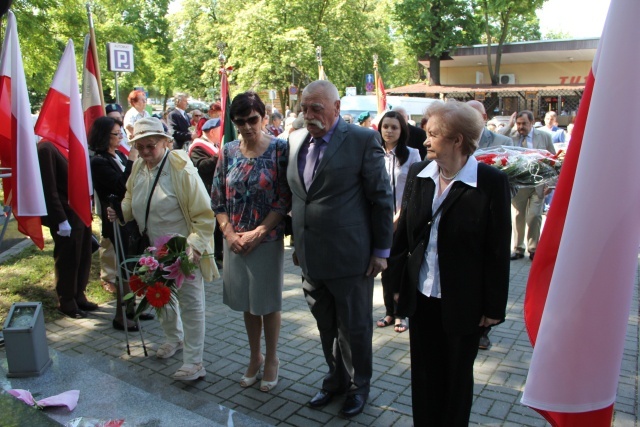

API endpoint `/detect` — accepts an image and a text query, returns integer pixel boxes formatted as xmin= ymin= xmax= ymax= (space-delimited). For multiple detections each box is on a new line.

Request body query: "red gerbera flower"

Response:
xmin=146 ymin=282 xmax=171 ymax=308
xmin=129 ymin=275 xmax=145 ymax=296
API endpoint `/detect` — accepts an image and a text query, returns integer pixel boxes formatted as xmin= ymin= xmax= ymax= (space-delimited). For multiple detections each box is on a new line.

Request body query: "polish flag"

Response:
xmin=522 ymin=1 xmax=640 ymax=425
xmin=375 ymin=70 xmax=387 ymax=115
xmin=35 ymin=40 xmax=93 ymax=227
xmin=0 ymin=11 xmax=46 ymax=249
xmin=81 ymin=34 xmax=103 ymax=137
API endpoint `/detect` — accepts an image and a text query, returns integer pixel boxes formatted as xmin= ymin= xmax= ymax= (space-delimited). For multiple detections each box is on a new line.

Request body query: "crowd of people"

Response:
xmin=36 ymin=82 xmax=572 ymax=423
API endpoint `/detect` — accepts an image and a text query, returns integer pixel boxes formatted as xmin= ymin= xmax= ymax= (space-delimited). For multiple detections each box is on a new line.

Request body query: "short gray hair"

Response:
xmin=174 ymin=93 xmax=188 ymax=104
xmin=426 ymin=100 xmax=484 ymax=156
xmin=303 ymin=80 xmax=339 ymax=102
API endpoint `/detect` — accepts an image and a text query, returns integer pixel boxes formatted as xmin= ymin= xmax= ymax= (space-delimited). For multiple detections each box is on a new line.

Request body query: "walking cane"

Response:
xmin=110 ymin=209 xmax=148 ymax=357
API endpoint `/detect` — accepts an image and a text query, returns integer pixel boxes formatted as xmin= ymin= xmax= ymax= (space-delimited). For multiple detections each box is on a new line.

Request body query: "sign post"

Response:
xmin=107 ymin=43 xmax=135 ymax=104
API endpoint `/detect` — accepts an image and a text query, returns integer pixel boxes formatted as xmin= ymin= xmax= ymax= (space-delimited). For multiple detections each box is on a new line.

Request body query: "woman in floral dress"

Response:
xmin=211 ymin=91 xmax=291 ymax=393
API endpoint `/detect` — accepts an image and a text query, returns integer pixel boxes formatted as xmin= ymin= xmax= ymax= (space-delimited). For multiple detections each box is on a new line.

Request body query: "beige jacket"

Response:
xmin=122 ymin=149 xmax=219 ymax=281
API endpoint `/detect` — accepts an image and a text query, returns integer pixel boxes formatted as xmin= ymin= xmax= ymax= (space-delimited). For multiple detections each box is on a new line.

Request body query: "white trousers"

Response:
xmin=158 ymin=270 xmax=205 ymax=365
xmin=99 ymin=237 xmax=117 ymax=283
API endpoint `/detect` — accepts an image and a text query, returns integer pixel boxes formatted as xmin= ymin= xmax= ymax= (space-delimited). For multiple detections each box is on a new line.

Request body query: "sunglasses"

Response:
xmin=232 ymin=115 xmax=262 ymax=127
xmin=135 ymin=142 xmax=159 ymax=151
xmin=110 ymin=132 xmax=123 ymax=138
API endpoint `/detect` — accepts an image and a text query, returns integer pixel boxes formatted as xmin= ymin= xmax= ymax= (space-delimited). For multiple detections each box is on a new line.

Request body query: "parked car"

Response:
xmin=340 ymin=95 xmax=441 ymax=123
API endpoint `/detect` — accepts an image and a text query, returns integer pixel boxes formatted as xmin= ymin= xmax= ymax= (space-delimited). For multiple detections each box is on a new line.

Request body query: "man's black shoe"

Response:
xmin=510 ymin=252 xmax=524 ymax=260
xmin=309 ymin=390 xmax=335 ymax=408
xmin=58 ymin=308 xmax=88 ymax=319
xmin=341 ymin=394 xmax=366 ymax=418
xmin=529 ymin=252 xmax=535 ymax=261
xmin=478 ymin=334 xmax=491 ymax=350
xmin=77 ymin=301 xmax=99 ymax=311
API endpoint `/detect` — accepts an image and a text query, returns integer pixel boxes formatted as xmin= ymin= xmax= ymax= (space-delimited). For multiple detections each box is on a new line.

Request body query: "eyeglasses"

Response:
xmin=232 ymin=115 xmax=262 ymax=127
xmin=110 ymin=132 xmax=123 ymax=138
xmin=193 ymin=114 xmax=202 ymax=118
xmin=135 ymin=142 xmax=159 ymax=151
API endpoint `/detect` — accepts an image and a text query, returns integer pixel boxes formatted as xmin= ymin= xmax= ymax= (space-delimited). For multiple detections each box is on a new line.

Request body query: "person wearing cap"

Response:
xmin=123 ymin=90 xmax=151 ymax=139
xmin=189 ymin=118 xmax=223 ymax=266
xmin=358 ymin=111 xmax=372 ymax=128
xmin=189 ymin=119 xmax=221 ymax=194
xmin=105 ymin=103 xmax=129 ymax=147
xmin=106 ymin=117 xmax=218 ymax=381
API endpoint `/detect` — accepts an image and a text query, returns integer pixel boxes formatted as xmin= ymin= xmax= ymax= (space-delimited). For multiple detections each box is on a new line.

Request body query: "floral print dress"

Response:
xmin=211 ymin=138 xmax=291 ymax=241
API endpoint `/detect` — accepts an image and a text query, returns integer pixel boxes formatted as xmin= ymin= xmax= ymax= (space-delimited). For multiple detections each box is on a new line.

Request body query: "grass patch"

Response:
xmin=0 ymin=218 xmax=115 ymax=327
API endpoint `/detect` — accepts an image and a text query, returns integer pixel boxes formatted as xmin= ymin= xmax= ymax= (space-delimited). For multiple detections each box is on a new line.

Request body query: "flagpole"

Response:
xmin=316 ymin=46 xmax=323 ymax=80
xmin=86 ymin=2 xmax=105 ymax=110
xmin=373 ymin=53 xmax=379 ymax=99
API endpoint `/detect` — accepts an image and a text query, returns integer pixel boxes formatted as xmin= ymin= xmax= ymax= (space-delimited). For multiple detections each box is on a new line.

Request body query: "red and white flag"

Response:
xmin=0 ymin=11 xmax=46 ymax=249
xmin=522 ymin=1 xmax=640 ymax=425
xmin=81 ymin=34 xmax=103 ymax=137
xmin=375 ymin=70 xmax=387 ymax=115
xmin=35 ymin=39 xmax=93 ymax=227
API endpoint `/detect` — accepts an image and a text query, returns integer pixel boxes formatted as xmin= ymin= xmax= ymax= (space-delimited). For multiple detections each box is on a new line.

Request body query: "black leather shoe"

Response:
xmin=113 ymin=319 xmax=140 ymax=332
xmin=478 ymin=334 xmax=491 ymax=350
xmin=58 ymin=308 xmax=88 ymax=319
xmin=510 ymin=252 xmax=524 ymax=260
xmin=341 ymin=394 xmax=367 ymax=418
xmin=77 ymin=301 xmax=99 ymax=311
xmin=529 ymin=252 xmax=535 ymax=261
xmin=127 ymin=311 xmax=155 ymax=321
xmin=309 ymin=390 xmax=335 ymax=408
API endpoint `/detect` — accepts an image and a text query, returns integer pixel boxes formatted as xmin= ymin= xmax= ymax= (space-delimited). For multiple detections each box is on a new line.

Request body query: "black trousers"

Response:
xmin=51 ymin=226 xmax=93 ymax=312
xmin=302 ymin=274 xmax=373 ymax=396
xmin=409 ymin=292 xmax=481 ymax=427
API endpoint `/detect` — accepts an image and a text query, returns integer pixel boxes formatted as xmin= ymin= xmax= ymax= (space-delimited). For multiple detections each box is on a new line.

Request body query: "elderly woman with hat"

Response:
xmin=107 ymin=117 xmax=218 ymax=381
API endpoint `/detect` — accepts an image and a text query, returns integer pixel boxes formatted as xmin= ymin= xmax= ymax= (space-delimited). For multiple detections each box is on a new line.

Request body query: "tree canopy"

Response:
xmin=1 ymin=0 xmax=550 ymax=110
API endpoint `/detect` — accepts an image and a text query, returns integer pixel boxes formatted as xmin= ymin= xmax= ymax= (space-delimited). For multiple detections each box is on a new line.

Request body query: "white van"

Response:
xmin=340 ymin=95 xmax=441 ymax=123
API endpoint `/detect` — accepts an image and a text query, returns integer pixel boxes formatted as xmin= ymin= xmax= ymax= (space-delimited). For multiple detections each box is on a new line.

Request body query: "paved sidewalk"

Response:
xmin=4 ymin=245 xmax=640 ymax=426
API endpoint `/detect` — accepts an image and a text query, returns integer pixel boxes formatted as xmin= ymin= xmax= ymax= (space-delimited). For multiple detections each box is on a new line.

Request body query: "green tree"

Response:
xmin=475 ymin=0 xmax=544 ymax=85
xmin=393 ymin=0 xmax=480 ymax=85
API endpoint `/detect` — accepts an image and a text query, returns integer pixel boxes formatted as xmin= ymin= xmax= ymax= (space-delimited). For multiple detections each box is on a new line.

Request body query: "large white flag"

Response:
xmin=0 ymin=11 xmax=46 ymax=248
xmin=522 ymin=1 xmax=640 ymax=425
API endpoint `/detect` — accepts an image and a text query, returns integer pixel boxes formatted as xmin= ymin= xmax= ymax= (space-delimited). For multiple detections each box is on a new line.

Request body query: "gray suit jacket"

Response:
xmin=287 ymin=118 xmax=394 ymax=280
xmin=478 ymin=128 xmax=513 ymax=149
xmin=511 ymin=129 xmax=556 ymax=154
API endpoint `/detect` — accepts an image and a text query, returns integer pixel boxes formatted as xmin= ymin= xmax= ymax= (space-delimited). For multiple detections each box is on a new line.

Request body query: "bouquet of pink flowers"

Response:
xmin=125 ymin=235 xmax=198 ymax=319
xmin=474 ymin=146 xmax=563 ymax=187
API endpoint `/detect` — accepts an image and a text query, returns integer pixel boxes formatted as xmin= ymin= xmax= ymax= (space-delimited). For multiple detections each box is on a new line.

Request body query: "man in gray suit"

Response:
xmin=510 ymin=110 xmax=555 ymax=261
xmin=467 ymin=100 xmax=513 ymax=149
xmin=287 ymin=80 xmax=393 ymax=418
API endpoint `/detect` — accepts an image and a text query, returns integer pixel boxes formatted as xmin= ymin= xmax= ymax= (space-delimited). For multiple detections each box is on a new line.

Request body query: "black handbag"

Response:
xmin=128 ymin=153 xmax=169 ymax=256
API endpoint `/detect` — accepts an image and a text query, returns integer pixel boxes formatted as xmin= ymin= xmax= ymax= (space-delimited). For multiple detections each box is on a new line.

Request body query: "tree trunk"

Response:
xmin=429 ymin=55 xmax=441 ymax=86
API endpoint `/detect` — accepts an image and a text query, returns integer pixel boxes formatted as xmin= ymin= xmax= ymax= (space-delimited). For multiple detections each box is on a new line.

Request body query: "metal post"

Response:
xmin=114 ymin=72 xmax=120 ymax=104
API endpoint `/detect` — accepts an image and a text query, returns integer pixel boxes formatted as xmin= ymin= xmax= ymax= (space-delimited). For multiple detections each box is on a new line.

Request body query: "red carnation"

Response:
xmin=146 ymin=282 xmax=171 ymax=308
xmin=129 ymin=275 xmax=145 ymax=296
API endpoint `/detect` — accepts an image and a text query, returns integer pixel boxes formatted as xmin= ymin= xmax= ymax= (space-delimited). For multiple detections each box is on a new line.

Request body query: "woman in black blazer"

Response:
xmin=387 ymin=101 xmax=511 ymax=426
xmin=89 ymin=116 xmax=142 ymax=331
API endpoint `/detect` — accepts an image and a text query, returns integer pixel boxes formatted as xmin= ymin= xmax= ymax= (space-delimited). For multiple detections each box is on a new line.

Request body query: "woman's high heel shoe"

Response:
xmin=240 ymin=356 xmax=264 ymax=388
xmin=260 ymin=360 xmax=279 ymax=392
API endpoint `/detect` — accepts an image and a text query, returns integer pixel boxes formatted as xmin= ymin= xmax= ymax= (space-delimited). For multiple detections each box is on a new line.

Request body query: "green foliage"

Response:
xmin=393 ymin=0 xmax=481 ymax=84
xmin=474 ymin=0 xmax=545 ymax=84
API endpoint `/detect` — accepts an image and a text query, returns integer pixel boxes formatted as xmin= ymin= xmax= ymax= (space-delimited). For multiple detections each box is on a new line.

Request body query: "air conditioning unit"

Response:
xmin=499 ymin=74 xmax=516 ymax=85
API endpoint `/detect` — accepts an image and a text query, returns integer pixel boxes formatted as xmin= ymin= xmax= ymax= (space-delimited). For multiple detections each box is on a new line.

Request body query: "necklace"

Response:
xmin=439 ymin=167 xmax=461 ymax=181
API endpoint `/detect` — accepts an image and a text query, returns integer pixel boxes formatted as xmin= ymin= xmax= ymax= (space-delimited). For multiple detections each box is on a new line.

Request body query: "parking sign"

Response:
xmin=107 ymin=43 xmax=135 ymax=72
